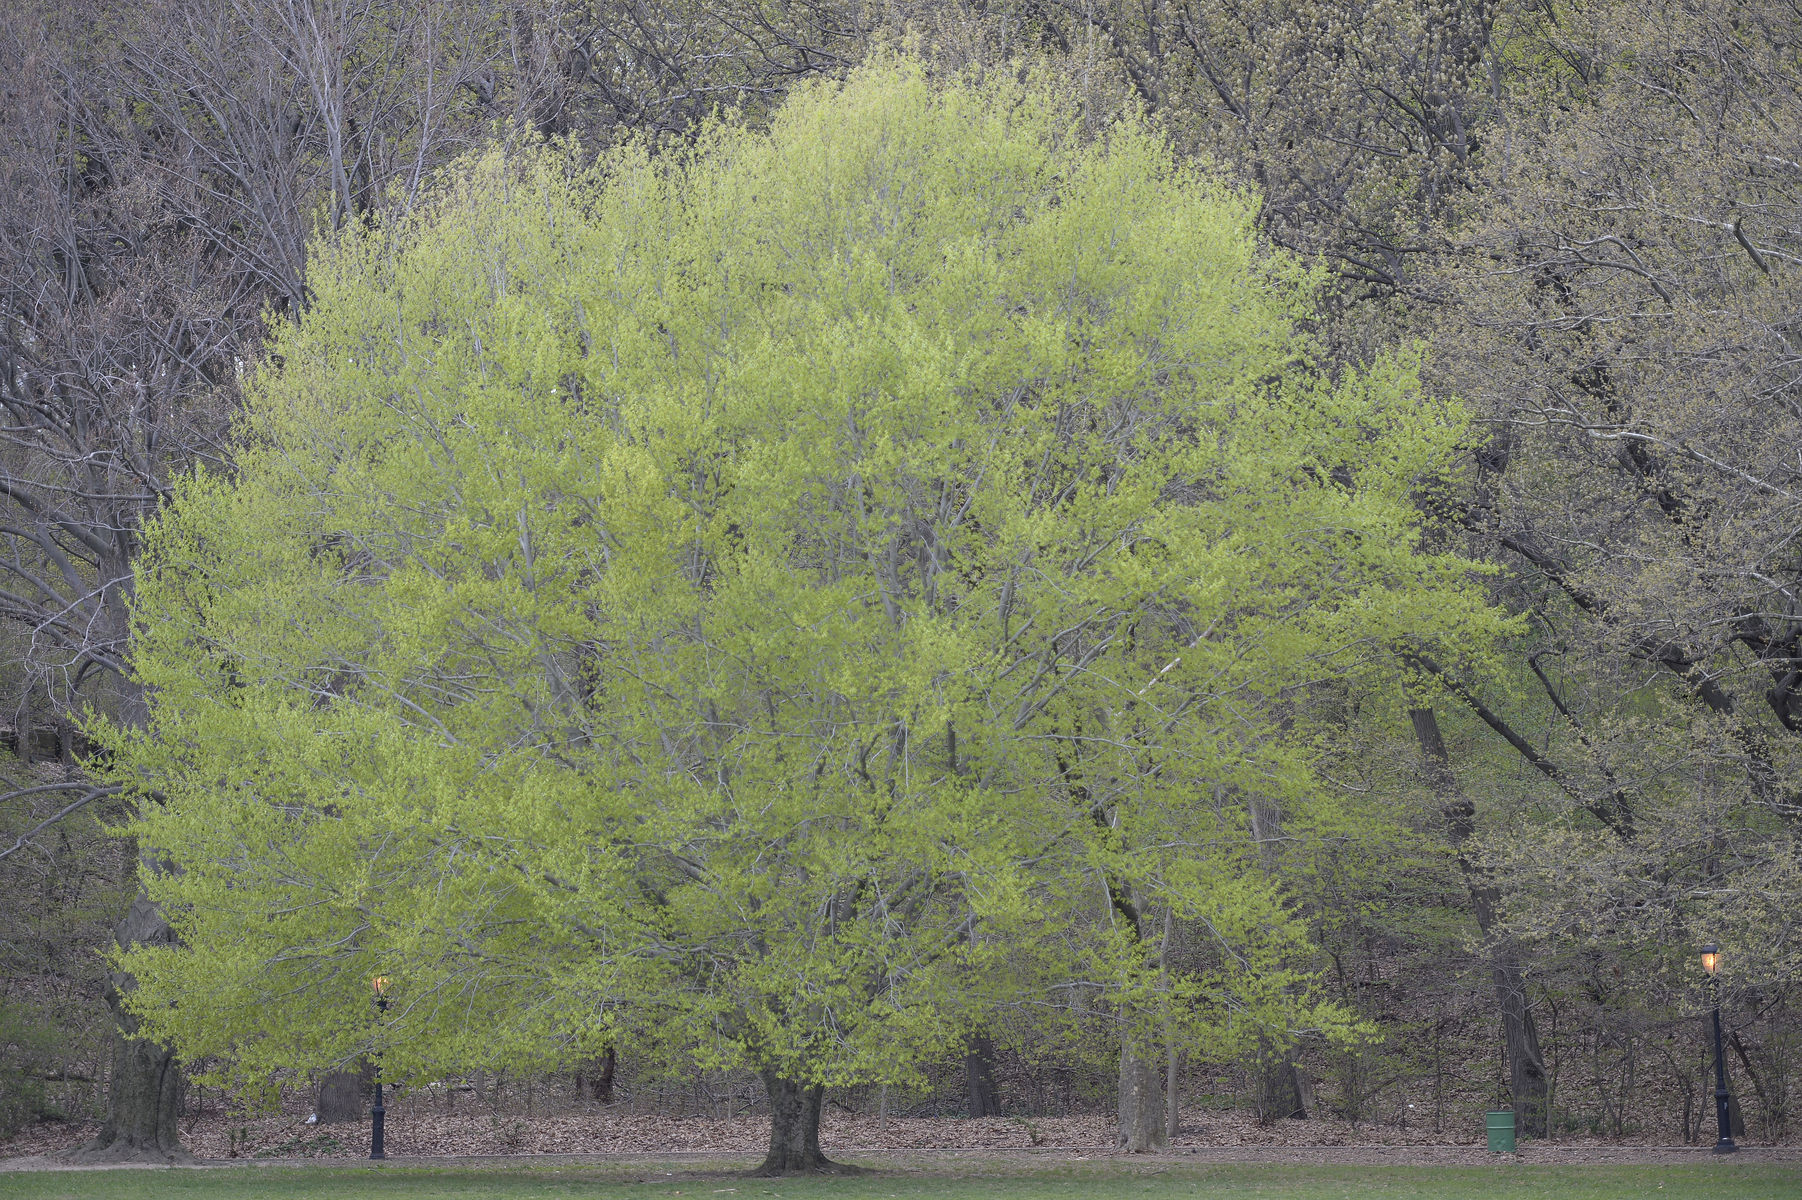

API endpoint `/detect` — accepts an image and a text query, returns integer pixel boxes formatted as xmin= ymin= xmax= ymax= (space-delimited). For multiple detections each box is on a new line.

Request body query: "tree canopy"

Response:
xmin=7 ymin=0 xmax=1802 ymax=1166
xmin=106 ymin=55 xmax=1505 ymax=1167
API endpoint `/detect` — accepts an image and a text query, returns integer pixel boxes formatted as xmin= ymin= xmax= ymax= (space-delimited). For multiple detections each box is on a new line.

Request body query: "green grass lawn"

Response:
xmin=2 ymin=1162 xmax=1796 ymax=1200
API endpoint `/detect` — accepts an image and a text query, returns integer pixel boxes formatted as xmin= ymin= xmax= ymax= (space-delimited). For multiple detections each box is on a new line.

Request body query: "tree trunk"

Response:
xmin=1412 ymin=707 xmax=1549 ymax=1139
xmin=315 ymin=1063 xmax=372 ymax=1124
xmin=755 ymin=1072 xmax=835 ymax=1175
xmin=594 ymin=1046 xmax=616 ymax=1104
xmin=1117 ymin=1042 xmax=1166 ymax=1152
xmin=1248 ymin=799 xmax=1307 ymax=1123
xmin=1103 ymin=865 xmax=1170 ymax=1153
xmin=70 ymin=892 xmax=189 ymax=1162
xmin=1258 ymin=1049 xmax=1310 ymax=1122
xmin=1164 ymin=1037 xmax=1181 ymax=1140
xmin=1493 ymin=951 xmax=1548 ymax=1138
xmin=574 ymin=1046 xmax=616 ymax=1104
xmin=965 ymin=1032 xmax=1001 ymax=1117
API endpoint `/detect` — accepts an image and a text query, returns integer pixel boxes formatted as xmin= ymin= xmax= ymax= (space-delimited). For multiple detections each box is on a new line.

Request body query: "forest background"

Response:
xmin=0 ymin=0 xmax=1797 ymax=1167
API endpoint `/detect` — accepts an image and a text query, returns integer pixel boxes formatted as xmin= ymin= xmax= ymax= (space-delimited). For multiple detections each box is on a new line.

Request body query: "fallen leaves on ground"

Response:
xmin=18 ymin=1098 xmax=1762 ymax=1164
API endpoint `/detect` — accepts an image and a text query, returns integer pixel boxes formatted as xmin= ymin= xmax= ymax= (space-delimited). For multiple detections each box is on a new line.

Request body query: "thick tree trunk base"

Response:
xmin=1497 ymin=958 xmax=1549 ymax=1140
xmin=575 ymin=1046 xmax=617 ymax=1105
xmin=753 ymin=1150 xmax=855 ymax=1176
xmin=1257 ymin=1053 xmax=1311 ymax=1123
xmin=64 ymin=1135 xmax=197 ymax=1166
xmin=67 ymin=894 xmax=189 ymax=1163
xmin=1117 ymin=1044 xmax=1167 ymax=1153
xmin=966 ymin=1032 xmax=1001 ymax=1118
xmin=64 ymin=1030 xmax=191 ymax=1163
xmin=753 ymin=1072 xmax=858 ymax=1176
xmin=316 ymin=1063 xmax=374 ymax=1124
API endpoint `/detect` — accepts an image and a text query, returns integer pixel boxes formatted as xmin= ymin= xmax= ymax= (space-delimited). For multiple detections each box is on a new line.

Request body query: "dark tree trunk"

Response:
xmin=1248 ymin=799 xmax=1307 ymax=1123
xmin=1165 ymin=1039 xmax=1182 ymax=1140
xmin=755 ymin=1072 xmax=835 ymax=1175
xmin=315 ymin=1063 xmax=373 ymax=1124
xmin=69 ymin=893 xmax=190 ymax=1163
xmin=1493 ymin=951 xmax=1548 ymax=1138
xmin=594 ymin=1046 xmax=616 ymax=1103
xmin=965 ymin=1032 xmax=1001 ymax=1117
xmin=574 ymin=1047 xmax=617 ymax=1104
xmin=1258 ymin=1051 xmax=1310 ymax=1122
xmin=1412 ymin=707 xmax=1549 ymax=1139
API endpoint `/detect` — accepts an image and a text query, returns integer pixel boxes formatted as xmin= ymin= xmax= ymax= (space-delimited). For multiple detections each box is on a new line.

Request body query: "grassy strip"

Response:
xmin=2 ymin=1162 xmax=1797 ymax=1200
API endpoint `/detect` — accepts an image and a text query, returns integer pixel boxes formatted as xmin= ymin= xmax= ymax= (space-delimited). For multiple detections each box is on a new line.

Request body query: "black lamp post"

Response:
xmin=371 ymin=975 xmax=390 ymax=1161
xmin=1700 ymin=944 xmax=1736 ymax=1154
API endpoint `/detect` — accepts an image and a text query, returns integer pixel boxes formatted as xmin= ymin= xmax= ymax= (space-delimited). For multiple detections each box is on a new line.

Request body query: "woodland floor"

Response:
xmin=6 ymin=1102 xmax=1801 ymax=1163
xmin=14 ymin=1081 xmax=1802 ymax=1160
xmin=3 ymin=1101 xmax=1799 ymax=1172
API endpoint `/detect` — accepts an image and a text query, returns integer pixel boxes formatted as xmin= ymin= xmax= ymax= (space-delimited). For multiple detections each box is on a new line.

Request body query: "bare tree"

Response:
xmin=0 ymin=6 xmax=243 ymax=1160
xmin=1018 ymin=0 xmax=1499 ymax=301
xmin=1 ymin=0 xmax=515 ymax=1157
xmin=1428 ymin=0 xmax=1802 ymax=1052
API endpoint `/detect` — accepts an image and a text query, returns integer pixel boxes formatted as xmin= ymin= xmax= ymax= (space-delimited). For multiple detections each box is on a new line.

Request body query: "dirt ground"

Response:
xmin=4 ymin=1103 xmax=1797 ymax=1170
xmin=4 ymin=1145 xmax=1801 ymax=1173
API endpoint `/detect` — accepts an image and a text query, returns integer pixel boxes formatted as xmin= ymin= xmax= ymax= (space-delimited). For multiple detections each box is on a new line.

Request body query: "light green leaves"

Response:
xmin=109 ymin=54 xmax=1504 ymax=1094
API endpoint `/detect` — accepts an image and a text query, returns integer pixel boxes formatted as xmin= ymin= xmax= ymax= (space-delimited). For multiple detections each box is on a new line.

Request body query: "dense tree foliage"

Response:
xmin=2 ymin=0 xmax=1798 ymax=1167
xmin=106 ymin=61 xmax=1500 ymax=1168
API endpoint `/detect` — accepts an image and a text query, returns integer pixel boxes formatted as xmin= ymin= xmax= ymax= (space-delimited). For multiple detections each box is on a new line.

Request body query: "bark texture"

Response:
xmin=965 ymin=1032 xmax=1001 ymax=1117
xmin=1258 ymin=1052 xmax=1312 ymax=1121
xmin=1164 ymin=1040 xmax=1182 ymax=1140
xmin=1248 ymin=798 xmax=1308 ymax=1123
xmin=315 ymin=1063 xmax=373 ymax=1124
xmin=1117 ymin=1043 xmax=1167 ymax=1152
xmin=1412 ymin=707 xmax=1549 ymax=1139
xmin=755 ymin=1073 xmax=835 ymax=1175
xmin=69 ymin=893 xmax=189 ymax=1162
xmin=576 ymin=1047 xmax=617 ymax=1104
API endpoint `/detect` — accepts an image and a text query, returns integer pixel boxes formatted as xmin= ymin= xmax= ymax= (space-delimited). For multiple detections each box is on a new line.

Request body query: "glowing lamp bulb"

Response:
xmin=1700 ymin=944 xmax=1720 ymax=976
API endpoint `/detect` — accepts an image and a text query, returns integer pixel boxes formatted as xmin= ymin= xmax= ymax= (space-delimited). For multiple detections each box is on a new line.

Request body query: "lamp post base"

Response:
xmin=371 ymin=985 xmax=391 ymax=1160
xmin=1709 ymin=1001 xmax=1737 ymax=1154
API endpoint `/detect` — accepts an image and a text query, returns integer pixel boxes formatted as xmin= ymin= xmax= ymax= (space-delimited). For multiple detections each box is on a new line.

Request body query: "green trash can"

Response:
xmin=1486 ymin=1110 xmax=1517 ymax=1153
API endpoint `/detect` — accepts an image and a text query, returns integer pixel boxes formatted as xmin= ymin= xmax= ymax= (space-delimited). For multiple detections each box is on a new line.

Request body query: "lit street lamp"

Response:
xmin=371 ymin=975 xmax=390 ymax=1160
xmin=1700 ymin=944 xmax=1736 ymax=1154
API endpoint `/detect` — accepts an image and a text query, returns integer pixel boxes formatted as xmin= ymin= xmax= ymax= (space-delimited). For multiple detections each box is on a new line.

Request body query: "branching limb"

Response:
xmin=0 ymin=782 xmax=125 ymax=862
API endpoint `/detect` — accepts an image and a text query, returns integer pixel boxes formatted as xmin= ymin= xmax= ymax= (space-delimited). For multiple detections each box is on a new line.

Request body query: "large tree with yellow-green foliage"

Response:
xmin=105 ymin=56 xmax=1504 ymax=1169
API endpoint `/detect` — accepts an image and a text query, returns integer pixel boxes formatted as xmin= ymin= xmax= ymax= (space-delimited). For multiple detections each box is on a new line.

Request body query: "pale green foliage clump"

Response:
xmin=109 ymin=56 xmax=1504 ymax=1093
